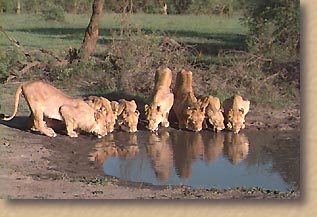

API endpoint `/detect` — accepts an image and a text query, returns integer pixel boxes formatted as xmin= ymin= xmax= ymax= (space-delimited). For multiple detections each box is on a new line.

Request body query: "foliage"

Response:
xmin=187 ymin=0 xmax=240 ymax=15
xmin=241 ymin=0 xmax=300 ymax=62
xmin=0 ymin=7 xmax=300 ymax=108
xmin=0 ymin=48 xmax=27 ymax=83
xmin=0 ymin=0 xmax=244 ymax=15
xmin=41 ymin=2 xmax=65 ymax=22
xmin=104 ymin=13 xmax=196 ymax=97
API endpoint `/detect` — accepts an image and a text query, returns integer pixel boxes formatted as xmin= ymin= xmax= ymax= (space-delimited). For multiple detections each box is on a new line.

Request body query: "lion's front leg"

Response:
xmin=161 ymin=112 xmax=170 ymax=128
xmin=65 ymin=124 xmax=78 ymax=138
xmin=59 ymin=105 xmax=79 ymax=138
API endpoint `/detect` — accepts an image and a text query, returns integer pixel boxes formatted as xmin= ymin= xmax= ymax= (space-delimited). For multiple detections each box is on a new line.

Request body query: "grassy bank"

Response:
xmin=0 ymin=13 xmax=247 ymax=53
xmin=0 ymin=13 xmax=299 ymax=108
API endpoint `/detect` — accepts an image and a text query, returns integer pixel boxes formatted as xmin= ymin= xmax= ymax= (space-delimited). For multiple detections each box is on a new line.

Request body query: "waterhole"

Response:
xmin=89 ymin=129 xmax=300 ymax=191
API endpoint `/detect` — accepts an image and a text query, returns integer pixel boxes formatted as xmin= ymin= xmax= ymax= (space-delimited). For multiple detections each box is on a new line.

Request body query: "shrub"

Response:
xmin=0 ymin=48 xmax=27 ymax=83
xmin=242 ymin=0 xmax=300 ymax=62
xmin=41 ymin=2 xmax=65 ymax=22
xmin=104 ymin=13 xmax=196 ymax=98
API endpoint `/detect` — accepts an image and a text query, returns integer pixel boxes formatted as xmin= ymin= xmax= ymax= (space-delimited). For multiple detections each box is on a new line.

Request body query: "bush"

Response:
xmin=41 ymin=2 xmax=65 ymax=22
xmin=104 ymin=13 xmax=196 ymax=98
xmin=0 ymin=48 xmax=27 ymax=83
xmin=242 ymin=0 xmax=300 ymax=62
xmin=187 ymin=0 xmax=234 ymax=16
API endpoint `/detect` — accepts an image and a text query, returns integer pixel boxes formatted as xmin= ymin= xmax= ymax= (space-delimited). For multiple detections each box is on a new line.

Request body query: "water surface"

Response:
xmin=89 ymin=129 xmax=300 ymax=191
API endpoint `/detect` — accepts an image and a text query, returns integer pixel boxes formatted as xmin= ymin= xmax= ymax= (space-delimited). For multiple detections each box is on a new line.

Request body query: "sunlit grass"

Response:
xmin=0 ymin=13 xmax=247 ymax=54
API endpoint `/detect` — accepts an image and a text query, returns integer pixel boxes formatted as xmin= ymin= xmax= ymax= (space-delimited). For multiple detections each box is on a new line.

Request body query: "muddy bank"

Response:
xmin=0 ymin=107 xmax=300 ymax=199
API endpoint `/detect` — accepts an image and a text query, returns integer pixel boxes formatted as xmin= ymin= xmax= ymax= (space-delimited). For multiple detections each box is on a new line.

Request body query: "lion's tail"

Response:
xmin=1 ymin=84 xmax=23 ymax=121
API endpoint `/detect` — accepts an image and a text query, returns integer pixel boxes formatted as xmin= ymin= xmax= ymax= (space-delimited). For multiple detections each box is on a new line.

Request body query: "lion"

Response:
xmin=1 ymin=80 xmax=108 ymax=138
xmin=85 ymin=96 xmax=117 ymax=133
xmin=116 ymin=99 xmax=140 ymax=133
xmin=145 ymin=67 xmax=174 ymax=132
xmin=223 ymin=95 xmax=250 ymax=134
xmin=197 ymin=95 xmax=225 ymax=132
xmin=173 ymin=69 xmax=207 ymax=132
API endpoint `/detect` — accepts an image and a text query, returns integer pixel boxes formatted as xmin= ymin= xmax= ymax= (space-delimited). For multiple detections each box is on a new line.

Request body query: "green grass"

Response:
xmin=0 ymin=13 xmax=248 ymax=55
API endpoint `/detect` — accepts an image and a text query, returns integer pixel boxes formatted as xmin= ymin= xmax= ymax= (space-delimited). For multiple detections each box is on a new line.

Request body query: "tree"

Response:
xmin=242 ymin=0 xmax=300 ymax=61
xmin=16 ymin=0 xmax=21 ymax=14
xmin=79 ymin=0 xmax=104 ymax=62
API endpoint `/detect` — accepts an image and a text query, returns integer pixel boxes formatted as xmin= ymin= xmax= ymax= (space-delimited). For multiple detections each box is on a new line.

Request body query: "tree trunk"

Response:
xmin=79 ymin=0 xmax=104 ymax=62
xmin=16 ymin=0 xmax=21 ymax=15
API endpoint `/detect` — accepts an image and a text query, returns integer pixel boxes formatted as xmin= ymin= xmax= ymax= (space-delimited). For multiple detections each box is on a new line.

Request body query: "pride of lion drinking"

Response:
xmin=0 ymin=67 xmax=250 ymax=137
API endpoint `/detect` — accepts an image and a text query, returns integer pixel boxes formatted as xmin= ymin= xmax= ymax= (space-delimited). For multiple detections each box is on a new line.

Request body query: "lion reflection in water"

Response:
xmin=171 ymin=132 xmax=205 ymax=178
xmin=203 ymin=133 xmax=225 ymax=163
xmin=88 ymin=131 xmax=249 ymax=181
xmin=89 ymin=134 xmax=139 ymax=163
xmin=146 ymin=131 xmax=173 ymax=181
xmin=223 ymin=133 xmax=250 ymax=165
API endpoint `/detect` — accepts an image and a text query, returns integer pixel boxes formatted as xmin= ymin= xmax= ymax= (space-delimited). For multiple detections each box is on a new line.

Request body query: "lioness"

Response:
xmin=116 ymin=99 xmax=140 ymax=133
xmin=223 ymin=95 xmax=250 ymax=134
xmin=145 ymin=67 xmax=174 ymax=132
xmin=85 ymin=96 xmax=117 ymax=133
xmin=197 ymin=95 xmax=225 ymax=132
xmin=173 ymin=69 xmax=207 ymax=132
xmin=1 ymin=80 xmax=108 ymax=138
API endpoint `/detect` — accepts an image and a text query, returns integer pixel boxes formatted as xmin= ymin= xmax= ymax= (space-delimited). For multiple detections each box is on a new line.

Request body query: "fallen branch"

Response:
xmin=18 ymin=61 xmax=42 ymax=75
xmin=0 ymin=26 xmax=31 ymax=60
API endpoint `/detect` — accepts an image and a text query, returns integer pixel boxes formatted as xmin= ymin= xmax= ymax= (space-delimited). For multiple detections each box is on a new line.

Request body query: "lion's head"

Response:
xmin=90 ymin=110 xmax=109 ymax=138
xmin=227 ymin=108 xmax=246 ymax=134
xmin=206 ymin=108 xmax=225 ymax=132
xmin=144 ymin=104 xmax=164 ymax=132
xmin=119 ymin=110 xmax=140 ymax=133
xmin=85 ymin=96 xmax=117 ymax=133
xmin=185 ymin=105 xmax=205 ymax=132
xmin=117 ymin=99 xmax=140 ymax=133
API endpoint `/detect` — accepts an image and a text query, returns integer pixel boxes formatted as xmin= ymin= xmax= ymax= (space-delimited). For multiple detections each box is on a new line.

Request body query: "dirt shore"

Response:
xmin=0 ymin=83 xmax=300 ymax=199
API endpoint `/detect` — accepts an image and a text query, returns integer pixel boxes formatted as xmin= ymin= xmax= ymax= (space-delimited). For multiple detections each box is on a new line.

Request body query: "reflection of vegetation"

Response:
xmin=244 ymin=132 xmax=300 ymax=190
